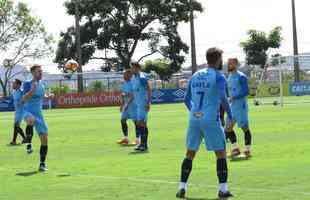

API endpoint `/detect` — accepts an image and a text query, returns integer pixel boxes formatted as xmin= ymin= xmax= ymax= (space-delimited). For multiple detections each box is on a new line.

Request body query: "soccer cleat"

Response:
xmin=26 ymin=144 xmax=33 ymax=154
xmin=134 ymin=144 xmax=148 ymax=152
xmin=38 ymin=163 xmax=48 ymax=172
xmin=9 ymin=141 xmax=17 ymax=146
xmin=231 ymin=148 xmax=241 ymax=157
xmin=131 ymin=139 xmax=140 ymax=146
xmin=243 ymin=149 xmax=252 ymax=158
xmin=117 ymin=138 xmax=129 ymax=145
xmin=218 ymin=191 xmax=233 ymax=199
xmin=176 ymin=188 xmax=186 ymax=199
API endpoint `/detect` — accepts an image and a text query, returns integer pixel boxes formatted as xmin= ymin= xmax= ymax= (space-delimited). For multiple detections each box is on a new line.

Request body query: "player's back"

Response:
xmin=189 ymin=68 xmax=221 ymax=122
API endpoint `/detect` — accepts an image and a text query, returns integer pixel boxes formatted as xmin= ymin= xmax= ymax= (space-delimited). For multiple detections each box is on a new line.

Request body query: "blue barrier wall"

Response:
xmin=289 ymin=82 xmax=310 ymax=96
xmin=0 ymin=97 xmax=55 ymax=112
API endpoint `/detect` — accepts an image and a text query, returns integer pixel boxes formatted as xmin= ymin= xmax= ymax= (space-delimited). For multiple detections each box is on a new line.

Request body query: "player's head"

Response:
xmin=131 ymin=62 xmax=141 ymax=75
xmin=13 ymin=79 xmax=22 ymax=90
xmin=227 ymin=58 xmax=238 ymax=72
xmin=206 ymin=47 xmax=223 ymax=69
xmin=30 ymin=64 xmax=43 ymax=81
xmin=123 ymin=69 xmax=132 ymax=81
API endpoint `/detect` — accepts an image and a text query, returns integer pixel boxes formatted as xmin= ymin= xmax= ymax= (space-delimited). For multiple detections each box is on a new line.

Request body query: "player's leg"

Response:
xmin=10 ymin=123 xmax=19 ymax=145
xmin=24 ymin=113 xmax=35 ymax=154
xmin=225 ymin=120 xmax=240 ymax=157
xmin=38 ymin=133 xmax=48 ymax=172
xmin=203 ymin=122 xmax=233 ymax=198
xmin=215 ymin=150 xmax=233 ymax=198
xmin=134 ymin=106 xmax=148 ymax=151
xmin=35 ymin=117 xmax=49 ymax=172
xmin=132 ymin=120 xmax=140 ymax=145
xmin=176 ymin=122 xmax=201 ymax=198
xmin=117 ymin=118 xmax=130 ymax=145
xmin=241 ymin=125 xmax=252 ymax=158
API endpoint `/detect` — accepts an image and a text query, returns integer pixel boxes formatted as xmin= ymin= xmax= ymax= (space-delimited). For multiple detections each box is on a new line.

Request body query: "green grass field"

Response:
xmin=1 ymin=98 xmax=310 ymax=200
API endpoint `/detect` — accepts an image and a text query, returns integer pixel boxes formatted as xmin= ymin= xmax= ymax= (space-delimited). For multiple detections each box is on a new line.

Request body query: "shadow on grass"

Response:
xmin=16 ymin=171 xmax=38 ymax=177
xmin=186 ymin=197 xmax=218 ymax=200
xmin=6 ymin=143 xmax=23 ymax=147
xmin=128 ymin=150 xmax=149 ymax=155
xmin=56 ymin=173 xmax=71 ymax=178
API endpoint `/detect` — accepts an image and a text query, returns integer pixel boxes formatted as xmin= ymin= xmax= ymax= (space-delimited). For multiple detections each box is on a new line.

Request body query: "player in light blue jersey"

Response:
xmin=117 ymin=70 xmax=140 ymax=146
xmin=131 ymin=62 xmax=152 ymax=152
xmin=176 ymin=48 xmax=234 ymax=199
xmin=225 ymin=58 xmax=252 ymax=158
xmin=21 ymin=65 xmax=49 ymax=172
xmin=9 ymin=79 xmax=26 ymax=145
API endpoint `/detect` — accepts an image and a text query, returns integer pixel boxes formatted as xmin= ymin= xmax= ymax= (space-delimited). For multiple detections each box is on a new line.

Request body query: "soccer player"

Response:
xmin=9 ymin=79 xmax=26 ymax=145
xmin=131 ymin=62 xmax=152 ymax=152
xmin=176 ymin=48 xmax=233 ymax=199
xmin=117 ymin=70 xmax=140 ymax=145
xmin=21 ymin=65 xmax=49 ymax=172
xmin=225 ymin=58 xmax=252 ymax=158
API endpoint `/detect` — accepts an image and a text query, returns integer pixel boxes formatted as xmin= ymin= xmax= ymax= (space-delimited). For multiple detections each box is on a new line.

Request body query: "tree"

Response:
xmin=0 ymin=0 xmax=53 ymax=96
xmin=143 ymin=58 xmax=175 ymax=81
xmin=55 ymin=0 xmax=202 ymax=72
xmin=240 ymin=26 xmax=283 ymax=68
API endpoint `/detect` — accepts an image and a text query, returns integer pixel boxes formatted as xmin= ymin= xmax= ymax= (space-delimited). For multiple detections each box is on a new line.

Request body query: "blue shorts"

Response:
xmin=24 ymin=111 xmax=48 ymax=135
xmin=136 ymin=104 xmax=148 ymax=122
xmin=186 ymin=119 xmax=226 ymax=151
xmin=121 ymin=108 xmax=137 ymax=120
xmin=227 ymin=108 xmax=249 ymax=128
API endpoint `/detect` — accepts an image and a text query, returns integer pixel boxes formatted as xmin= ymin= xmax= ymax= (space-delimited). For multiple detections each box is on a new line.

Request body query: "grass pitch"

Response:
xmin=1 ymin=98 xmax=310 ymax=200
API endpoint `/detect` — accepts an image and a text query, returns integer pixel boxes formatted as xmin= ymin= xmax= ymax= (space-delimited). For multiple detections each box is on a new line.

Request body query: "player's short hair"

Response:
xmin=15 ymin=79 xmax=22 ymax=86
xmin=124 ymin=69 xmax=132 ymax=74
xmin=30 ymin=64 xmax=41 ymax=73
xmin=206 ymin=47 xmax=223 ymax=65
xmin=229 ymin=58 xmax=239 ymax=64
xmin=131 ymin=62 xmax=141 ymax=69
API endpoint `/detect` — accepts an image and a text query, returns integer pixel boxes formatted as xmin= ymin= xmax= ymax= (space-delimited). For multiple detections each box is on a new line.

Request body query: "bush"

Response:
xmin=50 ymin=85 xmax=70 ymax=95
xmin=88 ymin=81 xmax=107 ymax=92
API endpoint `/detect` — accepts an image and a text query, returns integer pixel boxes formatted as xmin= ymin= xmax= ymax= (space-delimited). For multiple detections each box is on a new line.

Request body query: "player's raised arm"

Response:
xmin=21 ymin=81 xmax=37 ymax=104
xmin=184 ymin=79 xmax=192 ymax=111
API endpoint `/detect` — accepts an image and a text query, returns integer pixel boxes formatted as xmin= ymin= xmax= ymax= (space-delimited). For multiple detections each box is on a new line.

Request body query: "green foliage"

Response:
xmin=143 ymin=58 xmax=178 ymax=81
xmin=50 ymin=85 xmax=70 ymax=95
xmin=240 ymin=26 xmax=283 ymax=68
xmin=0 ymin=1 xmax=53 ymax=96
xmin=88 ymin=80 xmax=106 ymax=92
xmin=55 ymin=0 xmax=202 ymax=71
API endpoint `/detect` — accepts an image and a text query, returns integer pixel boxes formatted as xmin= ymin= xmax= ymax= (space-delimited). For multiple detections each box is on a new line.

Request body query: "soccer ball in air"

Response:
xmin=65 ymin=59 xmax=79 ymax=73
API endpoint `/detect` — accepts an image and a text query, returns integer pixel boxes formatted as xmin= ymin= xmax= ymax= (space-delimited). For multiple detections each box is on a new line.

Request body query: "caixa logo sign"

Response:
xmin=151 ymin=89 xmax=185 ymax=103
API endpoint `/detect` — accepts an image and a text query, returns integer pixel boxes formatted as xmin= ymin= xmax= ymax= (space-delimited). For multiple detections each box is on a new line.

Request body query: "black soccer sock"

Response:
xmin=180 ymin=158 xmax=193 ymax=183
xmin=12 ymin=125 xmax=18 ymax=142
xmin=139 ymin=126 xmax=147 ymax=147
xmin=225 ymin=130 xmax=237 ymax=144
xmin=145 ymin=126 xmax=149 ymax=148
xmin=25 ymin=125 xmax=34 ymax=143
xmin=244 ymin=129 xmax=252 ymax=146
xmin=40 ymin=145 xmax=48 ymax=163
xmin=121 ymin=120 xmax=128 ymax=137
xmin=217 ymin=158 xmax=228 ymax=184
xmin=135 ymin=123 xmax=140 ymax=139
xmin=17 ymin=126 xmax=26 ymax=140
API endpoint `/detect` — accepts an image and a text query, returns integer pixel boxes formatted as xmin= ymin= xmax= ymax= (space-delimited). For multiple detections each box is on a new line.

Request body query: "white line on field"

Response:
xmin=57 ymin=172 xmax=310 ymax=197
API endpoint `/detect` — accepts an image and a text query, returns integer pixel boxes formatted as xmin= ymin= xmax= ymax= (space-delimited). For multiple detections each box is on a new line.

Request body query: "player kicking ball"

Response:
xmin=117 ymin=70 xmax=140 ymax=146
xmin=9 ymin=79 xmax=26 ymax=145
xmin=176 ymin=48 xmax=234 ymax=199
xmin=21 ymin=65 xmax=49 ymax=172
xmin=131 ymin=62 xmax=152 ymax=152
xmin=225 ymin=58 xmax=252 ymax=159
